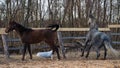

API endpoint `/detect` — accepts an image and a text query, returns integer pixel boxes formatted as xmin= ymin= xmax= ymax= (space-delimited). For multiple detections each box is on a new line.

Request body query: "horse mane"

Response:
xmin=14 ymin=22 xmax=33 ymax=33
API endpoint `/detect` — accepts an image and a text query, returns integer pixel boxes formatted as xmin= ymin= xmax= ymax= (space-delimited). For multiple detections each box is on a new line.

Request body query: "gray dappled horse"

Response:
xmin=81 ymin=15 xmax=119 ymax=59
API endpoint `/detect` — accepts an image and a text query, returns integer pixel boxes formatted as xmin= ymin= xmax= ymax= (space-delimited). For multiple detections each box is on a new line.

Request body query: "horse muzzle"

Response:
xmin=5 ymin=28 xmax=13 ymax=33
xmin=5 ymin=29 xmax=9 ymax=33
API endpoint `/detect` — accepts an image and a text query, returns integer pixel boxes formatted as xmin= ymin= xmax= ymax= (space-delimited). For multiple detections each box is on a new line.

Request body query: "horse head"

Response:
xmin=87 ymin=14 xmax=98 ymax=30
xmin=5 ymin=20 xmax=17 ymax=33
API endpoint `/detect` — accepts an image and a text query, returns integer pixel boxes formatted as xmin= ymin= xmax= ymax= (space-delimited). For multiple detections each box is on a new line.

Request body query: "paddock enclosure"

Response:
xmin=0 ymin=0 xmax=119 ymax=67
xmin=0 ymin=25 xmax=120 ymax=67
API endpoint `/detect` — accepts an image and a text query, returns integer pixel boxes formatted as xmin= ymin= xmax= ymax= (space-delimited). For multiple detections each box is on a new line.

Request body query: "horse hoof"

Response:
xmin=85 ymin=56 xmax=88 ymax=58
xmin=103 ymin=58 xmax=106 ymax=60
xmin=30 ymin=57 xmax=32 ymax=59
xmin=58 ymin=59 xmax=60 ymax=61
xmin=81 ymin=55 xmax=84 ymax=57
xmin=58 ymin=58 xmax=61 ymax=60
xmin=96 ymin=58 xmax=99 ymax=60
xmin=63 ymin=56 xmax=67 ymax=59
xmin=22 ymin=58 xmax=25 ymax=61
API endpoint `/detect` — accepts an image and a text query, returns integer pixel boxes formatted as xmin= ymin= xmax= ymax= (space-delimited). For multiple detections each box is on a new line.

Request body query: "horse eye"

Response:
xmin=13 ymin=24 xmax=16 ymax=27
xmin=11 ymin=24 xmax=16 ymax=28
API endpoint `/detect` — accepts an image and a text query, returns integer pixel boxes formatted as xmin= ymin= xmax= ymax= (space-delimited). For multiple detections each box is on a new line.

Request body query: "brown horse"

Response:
xmin=5 ymin=21 xmax=60 ymax=60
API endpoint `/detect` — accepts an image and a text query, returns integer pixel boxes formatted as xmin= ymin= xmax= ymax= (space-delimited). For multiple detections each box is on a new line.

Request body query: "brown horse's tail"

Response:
xmin=47 ymin=24 xmax=59 ymax=32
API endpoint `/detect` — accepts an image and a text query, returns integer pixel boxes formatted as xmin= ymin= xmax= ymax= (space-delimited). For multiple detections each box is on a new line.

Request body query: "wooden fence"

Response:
xmin=0 ymin=25 xmax=120 ymax=59
xmin=108 ymin=25 xmax=120 ymax=44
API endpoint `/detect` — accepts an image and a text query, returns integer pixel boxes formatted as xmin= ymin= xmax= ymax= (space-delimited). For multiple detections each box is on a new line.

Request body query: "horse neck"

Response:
xmin=90 ymin=22 xmax=98 ymax=31
xmin=14 ymin=24 xmax=31 ymax=36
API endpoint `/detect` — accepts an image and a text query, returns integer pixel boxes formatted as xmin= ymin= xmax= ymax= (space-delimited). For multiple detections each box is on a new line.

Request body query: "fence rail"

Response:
xmin=0 ymin=28 xmax=110 ymax=34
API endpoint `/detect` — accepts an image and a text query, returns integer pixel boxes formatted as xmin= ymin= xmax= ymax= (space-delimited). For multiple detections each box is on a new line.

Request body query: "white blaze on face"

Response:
xmin=87 ymin=18 xmax=92 ymax=25
xmin=88 ymin=18 xmax=96 ymax=25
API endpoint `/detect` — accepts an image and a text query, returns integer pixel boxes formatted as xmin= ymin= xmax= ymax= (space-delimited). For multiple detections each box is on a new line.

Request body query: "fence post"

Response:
xmin=1 ymin=34 xmax=9 ymax=59
xmin=57 ymin=31 xmax=66 ymax=59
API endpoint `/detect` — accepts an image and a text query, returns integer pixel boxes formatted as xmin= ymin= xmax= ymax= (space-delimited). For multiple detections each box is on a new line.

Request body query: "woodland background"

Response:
xmin=0 ymin=0 xmax=119 ymax=28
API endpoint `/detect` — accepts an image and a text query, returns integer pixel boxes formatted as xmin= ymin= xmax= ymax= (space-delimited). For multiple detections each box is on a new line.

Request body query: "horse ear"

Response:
xmin=89 ymin=14 xmax=94 ymax=18
xmin=9 ymin=19 xmax=13 ymax=23
xmin=9 ymin=19 xmax=16 ymax=24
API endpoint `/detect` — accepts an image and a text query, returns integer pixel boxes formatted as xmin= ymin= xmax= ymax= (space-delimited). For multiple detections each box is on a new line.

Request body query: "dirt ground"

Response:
xmin=0 ymin=51 xmax=120 ymax=68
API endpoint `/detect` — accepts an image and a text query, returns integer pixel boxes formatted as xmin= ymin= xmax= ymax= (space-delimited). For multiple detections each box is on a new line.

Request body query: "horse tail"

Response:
xmin=75 ymin=41 xmax=85 ymax=52
xmin=104 ymin=41 xmax=119 ymax=57
xmin=47 ymin=24 xmax=59 ymax=32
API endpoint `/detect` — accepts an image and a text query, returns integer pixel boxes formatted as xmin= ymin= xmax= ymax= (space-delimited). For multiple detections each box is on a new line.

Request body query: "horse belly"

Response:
xmin=22 ymin=35 xmax=43 ymax=44
xmin=92 ymin=34 xmax=103 ymax=47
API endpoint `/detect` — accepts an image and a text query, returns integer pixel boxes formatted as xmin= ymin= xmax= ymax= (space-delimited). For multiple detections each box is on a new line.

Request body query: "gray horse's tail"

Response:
xmin=104 ymin=41 xmax=119 ymax=57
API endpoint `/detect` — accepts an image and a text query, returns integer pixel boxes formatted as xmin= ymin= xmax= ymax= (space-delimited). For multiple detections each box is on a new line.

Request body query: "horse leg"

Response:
xmin=81 ymin=45 xmax=86 ymax=57
xmin=22 ymin=44 xmax=27 ymax=61
xmin=45 ymin=40 xmax=60 ymax=60
xmin=95 ymin=44 xmax=103 ymax=59
xmin=81 ymin=41 xmax=89 ymax=57
xmin=27 ymin=44 xmax=32 ymax=59
xmin=95 ymin=48 xmax=100 ymax=60
xmin=52 ymin=48 xmax=55 ymax=54
xmin=85 ymin=44 xmax=92 ymax=58
xmin=103 ymin=45 xmax=107 ymax=60
xmin=53 ymin=46 xmax=60 ymax=60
